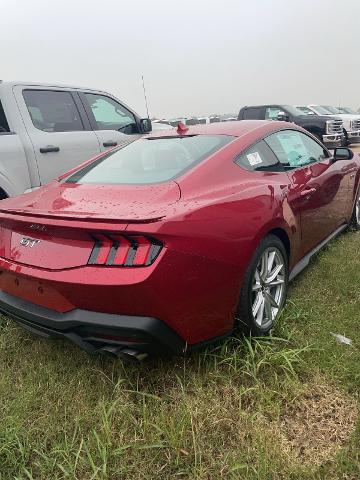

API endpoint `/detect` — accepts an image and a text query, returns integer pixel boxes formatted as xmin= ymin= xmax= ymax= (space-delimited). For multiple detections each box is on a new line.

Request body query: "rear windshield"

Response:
xmin=66 ymin=135 xmax=235 ymax=185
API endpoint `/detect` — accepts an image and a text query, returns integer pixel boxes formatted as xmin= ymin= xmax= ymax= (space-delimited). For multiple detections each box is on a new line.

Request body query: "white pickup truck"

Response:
xmin=297 ymin=105 xmax=360 ymax=146
xmin=0 ymin=81 xmax=152 ymax=198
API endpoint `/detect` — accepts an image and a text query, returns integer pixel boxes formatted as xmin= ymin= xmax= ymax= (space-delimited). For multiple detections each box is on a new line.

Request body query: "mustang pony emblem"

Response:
xmin=20 ymin=237 xmax=41 ymax=248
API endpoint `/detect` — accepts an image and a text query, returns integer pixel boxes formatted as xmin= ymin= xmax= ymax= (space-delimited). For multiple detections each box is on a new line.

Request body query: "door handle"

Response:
xmin=300 ymin=188 xmax=317 ymax=198
xmin=103 ymin=141 xmax=117 ymax=148
xmin=40 ymin=145 xmax=60 ymax=153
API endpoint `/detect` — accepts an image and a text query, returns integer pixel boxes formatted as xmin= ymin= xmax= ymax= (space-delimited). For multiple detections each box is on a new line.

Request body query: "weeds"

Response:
xmin=0 ymin=232 xmax=360 ymax=479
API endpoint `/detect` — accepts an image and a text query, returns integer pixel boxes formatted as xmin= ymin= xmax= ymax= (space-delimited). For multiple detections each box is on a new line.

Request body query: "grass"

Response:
xmin=0 ymin=231 xmax=360 ymax=479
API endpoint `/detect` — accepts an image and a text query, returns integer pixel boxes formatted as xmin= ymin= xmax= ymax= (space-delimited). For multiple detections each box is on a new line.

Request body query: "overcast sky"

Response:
xmin=1 ymin=0 xmax=359 ymax=118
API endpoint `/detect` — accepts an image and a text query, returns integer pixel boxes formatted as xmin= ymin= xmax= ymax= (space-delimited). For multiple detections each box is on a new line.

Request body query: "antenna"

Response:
xmin=142 ymin=74 xmax=150 ymax=118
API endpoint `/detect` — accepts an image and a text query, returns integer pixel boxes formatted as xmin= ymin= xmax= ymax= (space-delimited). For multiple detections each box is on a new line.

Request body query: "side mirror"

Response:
xmin=277 ymin=111 xmax=290 ymax=122
xmin=333 ymin=147 xmax=354 ymax=160
xmin=139 ymin=118 xmax=152 ymax=133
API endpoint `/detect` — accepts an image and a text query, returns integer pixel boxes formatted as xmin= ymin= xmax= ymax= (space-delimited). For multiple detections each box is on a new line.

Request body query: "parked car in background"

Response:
xmin=168 ymin=118 xmax=187 ymax=127
xmin=0 ymin=121 xmax=358 ymax=359
xmin=152 ymin=120 xmax=173 ymax=131
xmin=301 ymin=105 xmax=360 ymax=145
xmin=336 ymin=106 xmax=357 ymax=115
xmin=238 ymin=104 xmax=344 ymax=149
xmin=0 ymin=81 xmax=152 ymax=198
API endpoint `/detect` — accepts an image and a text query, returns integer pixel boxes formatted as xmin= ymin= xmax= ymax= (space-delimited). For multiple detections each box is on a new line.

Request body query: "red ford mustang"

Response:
xmin=0 ymin=121 xmax=358 ymax=359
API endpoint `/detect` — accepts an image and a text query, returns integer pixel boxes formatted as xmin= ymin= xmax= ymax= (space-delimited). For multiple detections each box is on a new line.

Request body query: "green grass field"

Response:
xmin=0 ymin=230 xmax=359 ymax=479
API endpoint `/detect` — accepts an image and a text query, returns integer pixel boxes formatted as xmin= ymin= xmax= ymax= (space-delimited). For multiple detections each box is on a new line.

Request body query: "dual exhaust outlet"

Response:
xmin=100 ymin=345 xmax=148 ymax=362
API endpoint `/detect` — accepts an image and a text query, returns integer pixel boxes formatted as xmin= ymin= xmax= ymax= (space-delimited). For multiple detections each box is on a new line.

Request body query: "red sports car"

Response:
xmin=0 ymin=121 xmax=358 ymax=359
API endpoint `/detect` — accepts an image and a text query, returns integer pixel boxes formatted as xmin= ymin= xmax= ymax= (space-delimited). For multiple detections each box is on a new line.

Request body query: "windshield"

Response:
xmin=337 ymin=106 xmax=356 ymax=114
xmin=66 ymin=135 xmax=235 ymax=185
xmin=296 ymin=106 xmax=316 ymax=115
xmin=321 ymin=105 xmax=341 ymax=114
xmin=310 ymin=105 xmax=332 ymax=115
xmin=282 ymin=105 xmax=309 ymax=117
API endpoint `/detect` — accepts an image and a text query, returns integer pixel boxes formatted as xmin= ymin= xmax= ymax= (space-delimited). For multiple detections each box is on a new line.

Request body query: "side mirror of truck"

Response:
xmin=139 ymin=118 xmax=152 ymax=133
xmin=333 ymin=147 xmax=354 ymax=160
xmin=277 ymin=111 xmax=290 ymax=122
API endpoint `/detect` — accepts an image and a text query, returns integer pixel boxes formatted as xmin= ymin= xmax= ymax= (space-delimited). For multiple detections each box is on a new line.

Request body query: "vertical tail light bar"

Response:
xmin=88 ymin=234 xmax=162 ymax=267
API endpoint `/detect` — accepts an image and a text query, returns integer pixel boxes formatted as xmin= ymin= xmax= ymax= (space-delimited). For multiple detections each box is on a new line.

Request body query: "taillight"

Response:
xmin=88 ymin=234 xmax=162 ymax=267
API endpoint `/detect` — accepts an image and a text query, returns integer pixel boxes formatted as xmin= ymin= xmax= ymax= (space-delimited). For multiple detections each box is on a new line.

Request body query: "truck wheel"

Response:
xmin=342 ymin=129 xmax=349 ymax=147
xmin=0 ymin=189 xmax=8 ymax=200
xmin=313 ymin=133 xmax=323 ymax=144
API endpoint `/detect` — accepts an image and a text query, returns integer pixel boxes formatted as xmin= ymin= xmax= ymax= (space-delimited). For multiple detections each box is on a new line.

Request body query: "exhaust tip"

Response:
xmin=120 ymin=348 xmax=148 ymax=362
xmin=100 ymin=345 xmax=148 ymax=362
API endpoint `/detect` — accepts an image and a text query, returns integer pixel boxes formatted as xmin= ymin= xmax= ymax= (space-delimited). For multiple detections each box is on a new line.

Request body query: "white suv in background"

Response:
xmin=299 ymin=105 xmax=360 ymax=145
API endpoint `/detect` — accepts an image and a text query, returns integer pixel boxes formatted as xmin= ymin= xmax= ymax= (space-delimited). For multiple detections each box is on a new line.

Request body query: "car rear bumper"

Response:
xmin=0 ymin=290 xmax=186 ymax=355
xmin=0 ymin=247 xmax=240 ymax=347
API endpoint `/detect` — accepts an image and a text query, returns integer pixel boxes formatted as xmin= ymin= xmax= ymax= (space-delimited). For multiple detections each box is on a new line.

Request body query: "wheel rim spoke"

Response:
xmin=264 ymin=290 xmax=279 ymax=309
xmin=256 ymin=296 xmax=265 ymax=325
xmin=252 ymin=292 xmax=264 ymax=317
xmin=267 ymin=251 xmax=276 ymax=274
xmin=252 ymin=270 xmax=262 ymax=291
xmin=264 ymin=295 xmax=273 ymax=322
xmin=265 ymin=264 xmax=284 ymax=284
xmin=261 ymin=253 xmax=268 ymax=279
xmin=267 ymin=277 xmax=285 ymax=287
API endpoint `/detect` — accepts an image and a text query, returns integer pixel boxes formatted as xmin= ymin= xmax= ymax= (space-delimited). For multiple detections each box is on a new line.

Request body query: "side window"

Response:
xmin=242 ymin=107 xmax=262 ymax=120
xmin=23 ymin=90 xmax=84 ymax=132
xmin=265 ymin=107 xmax=281 ymax=120
xmin=235 ymin=140 xmax=283 ymax=172
xmin=265 ymin=130 xmax=329 ymax=169
xmin=0 ymin=101 xmax=10 ymax=133
xmin=84 ymin=93 xmax=136 ymax=132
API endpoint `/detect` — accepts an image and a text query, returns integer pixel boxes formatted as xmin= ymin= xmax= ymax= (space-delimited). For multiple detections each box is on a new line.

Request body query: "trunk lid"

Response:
xmin=0 ymin=181 xmax=180 ymax=269
xmin=0 ymin=181 xmax=181 ymax=222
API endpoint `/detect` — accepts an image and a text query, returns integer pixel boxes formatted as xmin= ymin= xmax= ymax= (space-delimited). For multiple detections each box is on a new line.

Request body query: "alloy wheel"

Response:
xmin=251 ymin=247 xmax=286 ymax=329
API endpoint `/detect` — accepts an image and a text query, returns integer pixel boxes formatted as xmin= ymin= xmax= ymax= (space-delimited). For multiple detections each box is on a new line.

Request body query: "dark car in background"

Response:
xmin=238 ymin=104 xmax=344 ymax=149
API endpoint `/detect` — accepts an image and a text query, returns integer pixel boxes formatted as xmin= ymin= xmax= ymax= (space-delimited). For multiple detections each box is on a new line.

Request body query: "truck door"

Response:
xmin=79 ymin=92 xmax=142 ymax=151
xmin=13 ymin=86 xmax=101 ymax=185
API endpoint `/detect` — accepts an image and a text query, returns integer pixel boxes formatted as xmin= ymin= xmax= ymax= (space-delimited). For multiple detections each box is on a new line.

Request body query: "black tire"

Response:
xmin=351 ymin=185 xmax=360 ymax=230
xmin=314 ymin=133 xmax=323 ymax=144
xmin=341 ymin=129 xmax=349 ymax=147
xmin=236 ymin=235 xmax=289 ymax=336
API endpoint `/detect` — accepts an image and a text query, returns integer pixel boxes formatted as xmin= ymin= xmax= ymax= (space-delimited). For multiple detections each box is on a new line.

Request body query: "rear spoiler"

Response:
xmin=0 ymin=209 xmax=164 ymax=231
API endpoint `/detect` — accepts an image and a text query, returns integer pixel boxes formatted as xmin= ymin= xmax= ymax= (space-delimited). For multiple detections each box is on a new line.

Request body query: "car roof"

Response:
xmin=0 ymin=80 xmax=105 ymax=92
xmin=241 ymin=104 xmax=286 ymax=108
xmin=145 ymin=120 xmax=291 ymax=139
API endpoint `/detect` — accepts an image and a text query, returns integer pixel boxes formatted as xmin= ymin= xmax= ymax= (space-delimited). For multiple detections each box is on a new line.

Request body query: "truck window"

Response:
xmin=265 ymin=107 xmax=284 ymax=120
xmin=241 ymin=107 xmax=262 ymax=120
xmin=0 ymin=101 xmax=10 ymax=133
xmin=265 ymin=107 xmax=282 ymax=120
xmin=23 ymin=90 xmax=84 ymax=132
xmin=84 ymin=93 xmax=136 ymax=132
